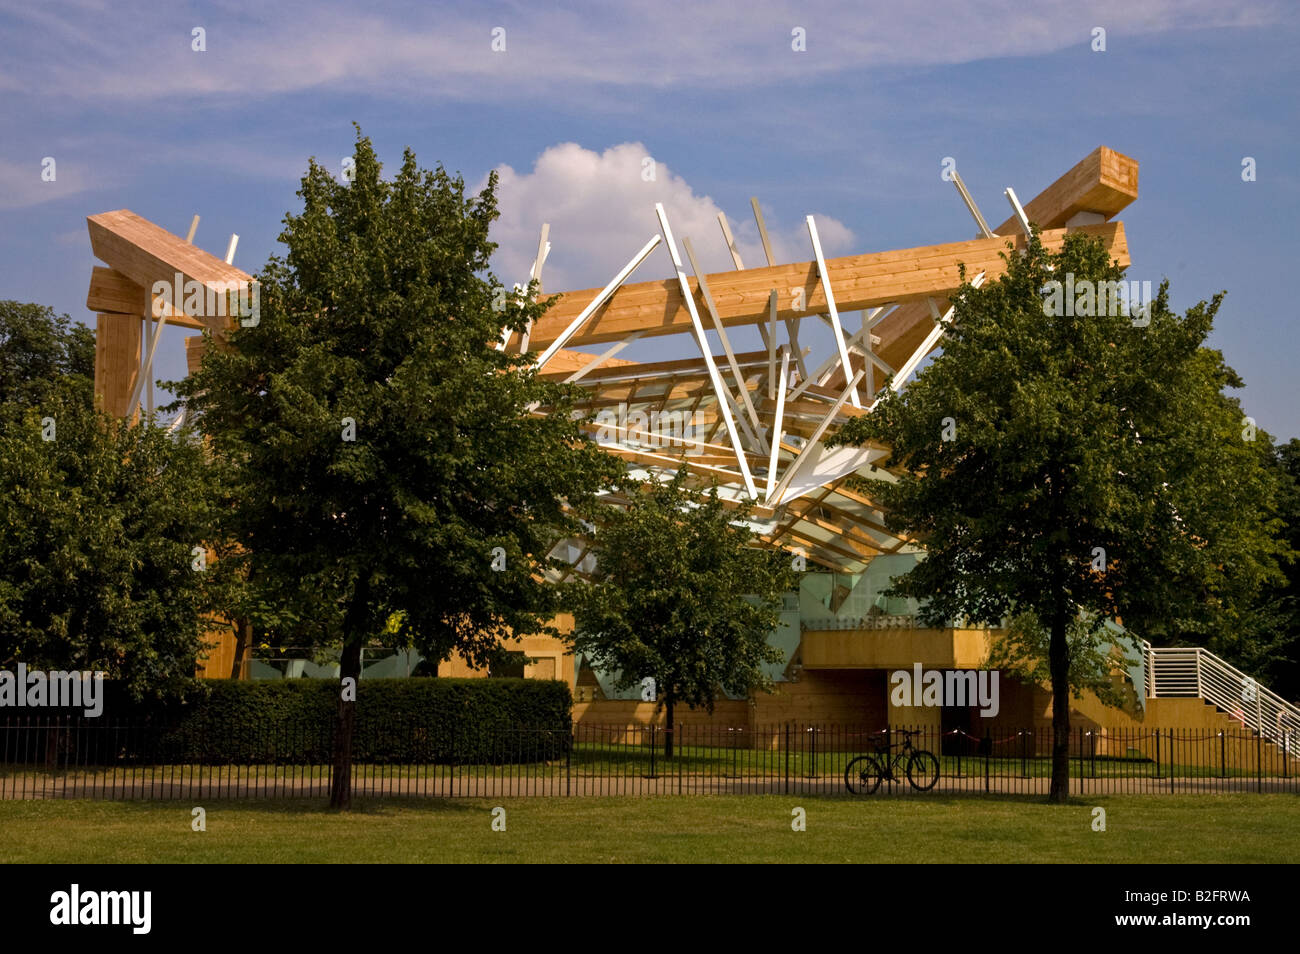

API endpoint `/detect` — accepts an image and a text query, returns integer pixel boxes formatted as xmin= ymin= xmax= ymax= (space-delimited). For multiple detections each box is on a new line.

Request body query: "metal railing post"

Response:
xmin=783 ymin=724 xmax=790 ymax=795
xmin=983 ymin=728 xmax=990 ymax=793
xmin=1257 ymin=729 xmax=1263 ymax=794
xmin=649 ymin=724 xmax=657 ymax=780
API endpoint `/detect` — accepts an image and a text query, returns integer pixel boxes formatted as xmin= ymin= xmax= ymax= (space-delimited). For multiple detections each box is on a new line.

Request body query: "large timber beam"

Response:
xmin=870 ymin=146 xmax=1138 ymax=375
xmin=991 ymin=145 xmax=1138 ymax=233
xmin=527 ymin=146 xmax=1137 ymax=355
xmin=87 ymin=266 xmax=208 ymax=331
xmin=87 ymin=209 xmax=252 ymax=330
xmin=526 ymin=222 xmax=1127 ymax=350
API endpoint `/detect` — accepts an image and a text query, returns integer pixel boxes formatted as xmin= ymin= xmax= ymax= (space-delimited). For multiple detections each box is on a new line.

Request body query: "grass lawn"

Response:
xmin=1 ymin=794 xmax=1297 ymax=863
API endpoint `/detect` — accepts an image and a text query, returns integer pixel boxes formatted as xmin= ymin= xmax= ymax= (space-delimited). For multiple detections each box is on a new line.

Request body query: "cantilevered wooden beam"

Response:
xmin=871 ymin=147 xmax=1138 ymax=374
xmin=990 ymin=145 xmax=1138 ymax=233
xmin=87 ymin=209 xmax=252 ymax=330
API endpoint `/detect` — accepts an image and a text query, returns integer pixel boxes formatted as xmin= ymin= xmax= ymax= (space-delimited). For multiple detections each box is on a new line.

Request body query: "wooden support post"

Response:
xmin=93 ymin=313 xmax=141 ymax=419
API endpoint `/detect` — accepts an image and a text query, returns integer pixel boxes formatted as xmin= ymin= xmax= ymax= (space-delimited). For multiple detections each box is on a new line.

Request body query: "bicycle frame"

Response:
xmin=874 ymin=733 xmax=918 ymax=782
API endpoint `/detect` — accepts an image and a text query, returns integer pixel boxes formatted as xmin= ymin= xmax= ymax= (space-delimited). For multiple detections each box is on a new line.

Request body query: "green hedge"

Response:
xmin=12 ymin=677 xmax=572 ymax=765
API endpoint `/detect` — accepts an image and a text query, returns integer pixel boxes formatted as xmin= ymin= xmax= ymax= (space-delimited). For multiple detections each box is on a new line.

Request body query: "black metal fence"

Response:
xmin=2 ymin=718 xmax=1296 ymax=799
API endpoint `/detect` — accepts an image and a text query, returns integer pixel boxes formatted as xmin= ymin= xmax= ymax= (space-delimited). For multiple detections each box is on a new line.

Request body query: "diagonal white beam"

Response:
xmin=562 ymin=331 xmax=645 ymax=383
xmin=951 ymin=171 xmax=994 ymax=239
xmin=503 ymin=223 xmax=550 ymax=352
xmin=787 ymin=320 xmax=893 ymax=405
xmin=875 ymin=272 xmax=986 ymax=404
xmin=518 ymin=224 xmax=550 ymax=352
xmin=768 ymin=367 xmax=866 ymax=504
xmin=1004 ymin=187 xmax=1032 ymax=237
xmin=128 ymin=291 xmax=174 ymax=421
xmin=806 ymin=214 xmax=860 ymax=408
xmin=534 ymin=234 xmax=660 ymax=372
xmin=751 ymin=198 xmax=810 ymax=383
xmin=716 ymin=211 xmax=777 ymax=397
xmin=682 ymin=236 xmax=767 ymax=453
xmin=656 ymin=203 xmax=758 ymax=498
xmin=765 ymin=347 xmax=791 ymax=500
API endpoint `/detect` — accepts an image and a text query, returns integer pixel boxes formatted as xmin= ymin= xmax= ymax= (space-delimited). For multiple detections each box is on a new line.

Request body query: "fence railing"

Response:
xmin=2 ymin=719 xmax=1297 ymax=799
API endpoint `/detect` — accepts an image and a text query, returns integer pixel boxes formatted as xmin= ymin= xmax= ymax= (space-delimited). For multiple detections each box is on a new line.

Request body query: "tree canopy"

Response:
xmin=0 ymin=301 xmax=229 ymax=700
xmin=829 ymin=231 xmax=1291 ymax=800
xmin=170 ymin=128 xmax=621 ymax=804
xmin=568 ymin=468 xmax=796 ymax=755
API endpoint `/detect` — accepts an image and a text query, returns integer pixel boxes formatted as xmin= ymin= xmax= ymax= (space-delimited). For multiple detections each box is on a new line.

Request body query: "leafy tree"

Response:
xmin=989 ymin=610 xmax=1129 ymax=710
xmin=829 ymin=232 xmax=1290 ymax=802
xmin=172 ymin=128 xmax=620 ymax=807
xmin=568 ymin=468 xmax=796 ymax=756
xmin=0 ymin=303 xmax=230 ymax=701
xmin=1226 ymin=439 xmax=1300 ymax=700
xmin=0 ymin=301 xmax=95 ymax=407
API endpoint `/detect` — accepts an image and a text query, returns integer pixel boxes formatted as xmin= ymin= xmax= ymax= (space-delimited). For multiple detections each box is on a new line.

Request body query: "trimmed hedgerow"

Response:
xmin=15 ymin=677 xmax=572 ymax=765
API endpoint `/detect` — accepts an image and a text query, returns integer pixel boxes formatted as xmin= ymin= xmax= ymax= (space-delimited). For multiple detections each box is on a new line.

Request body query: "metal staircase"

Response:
xmin=1143 ymin=641 xmax=1300 ymax=752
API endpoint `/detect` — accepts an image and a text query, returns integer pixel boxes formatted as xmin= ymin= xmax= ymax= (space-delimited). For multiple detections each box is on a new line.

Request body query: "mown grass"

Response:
xmin=1 ymin=794 xmax=1297 ymax=863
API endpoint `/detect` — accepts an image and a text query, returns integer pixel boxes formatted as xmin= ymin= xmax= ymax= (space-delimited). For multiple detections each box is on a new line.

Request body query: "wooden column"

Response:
xmin=93 ymin=313 xmax=140 ymax=418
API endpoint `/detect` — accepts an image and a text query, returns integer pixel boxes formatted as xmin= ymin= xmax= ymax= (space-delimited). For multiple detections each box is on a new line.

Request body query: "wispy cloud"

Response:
xmin=0 ymin=157 xmax=101 ymax=210
xmin=0 ymin=1 xmax=1286 ymax=102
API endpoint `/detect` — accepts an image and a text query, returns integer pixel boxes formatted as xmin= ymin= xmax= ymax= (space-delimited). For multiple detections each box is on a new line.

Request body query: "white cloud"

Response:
xmin=484 ymin=142 xmax=856 ymax=296
xmin=0 ymin=1 xmax=1286 ymax=102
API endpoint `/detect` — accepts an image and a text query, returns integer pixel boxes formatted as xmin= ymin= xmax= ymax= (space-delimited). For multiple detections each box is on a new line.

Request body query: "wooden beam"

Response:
xmin=526 ymin=222 xmax=1127 ymax=349
xmin=86 ymin=209 xmax=251 ymax=329
xmin=991 ymin=145 xmax=1138 ymax=234
xmin=546 ymin=349 xmax=770 ymax=383
xmin=872 ymin=152 xmax=1138 ymax=373
xmin=184 ymin=335 xmax=208 ymax=376
xmin=87 ymin=266 xmax=208 ymax=330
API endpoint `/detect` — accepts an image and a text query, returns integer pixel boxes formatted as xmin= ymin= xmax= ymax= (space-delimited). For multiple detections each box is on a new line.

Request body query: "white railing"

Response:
xmin=1143 ymin=641 xmax=1300 ymax=750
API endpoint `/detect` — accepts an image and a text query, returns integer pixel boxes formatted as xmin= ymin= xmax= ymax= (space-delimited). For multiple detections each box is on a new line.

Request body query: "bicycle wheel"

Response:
xmin=845 ymin=755 xmax=883 ymax=795
xmin=906 ymin=750 xmax=940 ymax=791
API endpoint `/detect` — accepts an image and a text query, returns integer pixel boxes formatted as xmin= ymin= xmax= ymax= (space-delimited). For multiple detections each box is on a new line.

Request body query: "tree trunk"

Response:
xmin=228 ymin=617 xmax=253 ymax=680
xmin=663 ymin=695 xmax=675 ymax=759
xmin=330 ymin=639 xmax=362 ymax=808
xmin=330 ymin=578 xmax=370 ymax=810
xmin=1048 ymin=592 xmax=1071 ymax=803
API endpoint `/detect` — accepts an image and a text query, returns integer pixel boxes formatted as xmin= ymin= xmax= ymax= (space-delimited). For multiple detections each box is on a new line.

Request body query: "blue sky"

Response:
xmin=2 ymin=1 xmax=1297 ymax=437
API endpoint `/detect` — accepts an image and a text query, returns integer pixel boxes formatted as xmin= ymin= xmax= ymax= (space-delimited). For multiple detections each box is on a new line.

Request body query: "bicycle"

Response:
xmin=844 ymin=728 xmax=940 ymax=794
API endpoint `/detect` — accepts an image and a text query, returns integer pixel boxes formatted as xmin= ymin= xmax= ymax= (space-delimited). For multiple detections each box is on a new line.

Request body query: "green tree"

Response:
xmin=989 ymin=610 xmax=1129 ymax=711
xmin=829 ymin=232 xmax=1290 ymax=802
xmin=568 ymin=468 xmax=796 ymax=757
xmin=0 ymin=301 xmax=95 ymax=407
xmin=0 ymin=303 xmax=230 ymax=701
xmin=1226 ymin=439 xmax=1300 ymax=700
xmin=172 ymin=128 xmax=620 ymax=807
